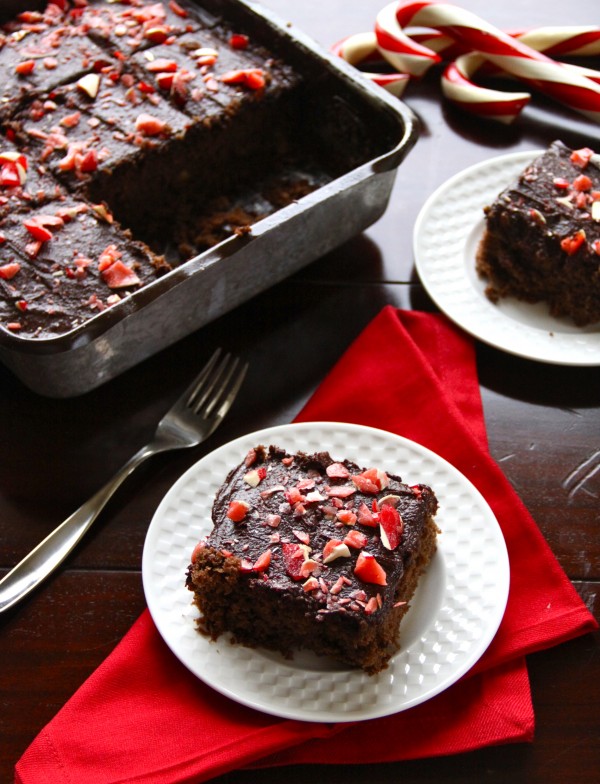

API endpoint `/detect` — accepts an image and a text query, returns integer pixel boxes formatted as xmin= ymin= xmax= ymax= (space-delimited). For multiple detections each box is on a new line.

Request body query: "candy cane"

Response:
xmin=442 ymin=55 xmax=531 ymax=123
xmin=331 ymin=33 xmax=410 ymax=97
xmin=334 ymin=27 xmax=524 ymax=114
xmin=336 ymin=26 xmax=600 ymax=82
xmin=376 ymin=1 xmax=600 ymax=122
xmin=443 ymin=55 xmax=600 ymax=123
xmin=375 ymin=1 xmax=440 ymax=76
xmin=410 ymin=25 xmax=600 ymax=62
xmin=334 ymin=15 xmax=600 ymax=122
xmin=442 ymin=28 xmax=600 ymax=123
xmin=520 ymin=26 xmax=600 ymax=58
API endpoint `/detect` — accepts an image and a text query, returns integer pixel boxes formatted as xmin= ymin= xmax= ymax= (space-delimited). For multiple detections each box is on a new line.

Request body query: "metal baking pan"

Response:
xmin=0 ymin=0 xmax=418 ymax=397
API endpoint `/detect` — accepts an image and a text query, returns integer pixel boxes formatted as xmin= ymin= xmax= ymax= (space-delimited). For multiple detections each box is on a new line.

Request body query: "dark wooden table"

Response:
xmin=1 ymin=1 xmax=599 ymax=782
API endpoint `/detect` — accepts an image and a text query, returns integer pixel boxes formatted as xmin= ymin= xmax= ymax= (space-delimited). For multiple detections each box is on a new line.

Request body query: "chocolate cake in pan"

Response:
xmin=0 ymin=0 xmax=417 ymax=395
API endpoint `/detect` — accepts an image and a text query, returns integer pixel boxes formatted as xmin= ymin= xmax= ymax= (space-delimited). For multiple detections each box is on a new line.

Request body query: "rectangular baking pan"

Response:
xmin=0 ymin=0 xmax=418 ymax=397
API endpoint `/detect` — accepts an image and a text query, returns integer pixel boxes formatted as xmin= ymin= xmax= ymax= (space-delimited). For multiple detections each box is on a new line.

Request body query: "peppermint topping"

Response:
xmin=135 ymin=112 xmax=169 ymax=137
xmin=354 ymin=551 xmax=387 ymax=586
xmin=220 ymin=69 xmax=266 ymax=90
xmin=226 ymin=499 xmax=250 ymax=522
xmin=323 ymin=539 xmax=351 ymax=564
xmin=210 ymin=448 xmax=434 ymax=615
xmin=77 ymin=73 xmax=101 ymax=99
xmin=0 ymin=262 xmax=20 ymax=280
xmin=244 ymin=467 xmax=266 ymax=487
xmin=570 ymin=147 xmax=594 ymax=168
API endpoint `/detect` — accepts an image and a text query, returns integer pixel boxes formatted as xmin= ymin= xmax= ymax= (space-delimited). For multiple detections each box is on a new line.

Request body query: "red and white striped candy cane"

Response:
xmin=375 ymin=1 xmax=441 ymax=76
xmin=520 ymin=25 xmax=600 ymax=58
xmin=442 ymin=55 xmax=531 ymax=123
xmin=443 ymin=56 xmax=600 ymax=123
xmin=331 ymin=33 xmax=410 ymax=97
xmin=442 ymin=27 xmax=600 ymax=123
xmin=376 ymin=1 xmax=600 ymax=122
xmin=410 ymin=25 xmax=600 ymax=62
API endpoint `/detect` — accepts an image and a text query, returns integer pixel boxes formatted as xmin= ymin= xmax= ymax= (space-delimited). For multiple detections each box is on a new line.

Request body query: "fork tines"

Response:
xmin=188 ymin=349 xmax=248 ymax=420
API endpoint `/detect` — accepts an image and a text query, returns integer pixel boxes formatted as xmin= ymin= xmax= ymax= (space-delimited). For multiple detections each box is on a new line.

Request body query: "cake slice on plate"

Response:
xmin=476 ymin=140 xmax=600 ymax=326
xmin=186 ymin=444 xmax=439 ymax=675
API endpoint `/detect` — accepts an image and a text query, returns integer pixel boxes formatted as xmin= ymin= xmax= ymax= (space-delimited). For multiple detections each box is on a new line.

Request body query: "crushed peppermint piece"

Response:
xmin=15 ymin=60 xmax=36 ymax=76
xmin=23 ymin=214 xmax=64 ymax=242
xmin=354 ymin=551 xmax=387 ymax=586
xmin=570 ymin=147 xmax=594 ymax=168
xmin=101 ymin=260 xmax=141 ymax=289
xmin=322 ymin=539 xmax=351 ymax=564
xmin=229 ymin=33 xmax=249 ymax=49
xmin=560 ymin=229 xmax=586 ymax=256
xmin=0 ymin=262 xmax=21 ymax=280
xmin=220 ymin=68 xmax=266 ymax=90
xmin=226 ymin=499 xmax=250 ymax=522
xmin=135 ymin=113 xmax=169 ymax=136
xmin=77 ymin=73 xmax=101 ymax=99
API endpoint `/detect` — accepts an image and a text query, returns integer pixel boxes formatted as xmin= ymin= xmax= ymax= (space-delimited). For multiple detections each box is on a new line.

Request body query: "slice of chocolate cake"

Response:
xmin=8 ymin=87 xmax=146 ymax=193
xmin=186 ymin=445 xmax=439 ymax=675
xmin=0 ymin=196 xmax=169 ymax=337
xmin=476 ymin=140 xmax=600 ymax=326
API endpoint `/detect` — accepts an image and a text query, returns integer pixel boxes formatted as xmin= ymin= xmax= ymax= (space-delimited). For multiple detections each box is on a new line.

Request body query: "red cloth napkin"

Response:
xmin=16 ymin=307 xmax=597 ymax=784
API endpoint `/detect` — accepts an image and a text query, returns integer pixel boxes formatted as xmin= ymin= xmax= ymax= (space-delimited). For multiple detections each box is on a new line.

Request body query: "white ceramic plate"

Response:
xmin=414 ymin=150 xmax=600 ymax=366
xmin=142 ymin=421 xmax=509 ymax=723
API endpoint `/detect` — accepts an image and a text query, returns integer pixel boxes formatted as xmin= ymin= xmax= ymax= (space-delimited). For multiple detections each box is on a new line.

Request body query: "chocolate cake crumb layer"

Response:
xmin=186 ymin=445 xmax=439 ymax=675
xmin=476 ymin=140 xmax=600 ymax=326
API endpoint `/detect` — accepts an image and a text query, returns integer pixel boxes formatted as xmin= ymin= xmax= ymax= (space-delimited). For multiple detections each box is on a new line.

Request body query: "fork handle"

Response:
xmin=0 ymin=445 xmax=153 ymax=614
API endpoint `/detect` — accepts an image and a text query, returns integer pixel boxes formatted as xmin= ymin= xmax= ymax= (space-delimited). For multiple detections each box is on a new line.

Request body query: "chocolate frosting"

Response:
xmin=203 ymin=444 xmax=438 ymax=619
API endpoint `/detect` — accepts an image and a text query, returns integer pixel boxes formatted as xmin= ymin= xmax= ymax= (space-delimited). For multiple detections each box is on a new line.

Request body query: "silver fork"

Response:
xmin=0 ymin=349 xmax=248 ymax=615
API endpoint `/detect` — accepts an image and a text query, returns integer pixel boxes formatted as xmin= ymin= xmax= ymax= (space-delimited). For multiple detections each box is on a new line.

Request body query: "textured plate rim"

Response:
xmin=413 ymin=150 xmax=600 ymax=366
xmin=142 ymin=421 xmax=509 ymax=723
